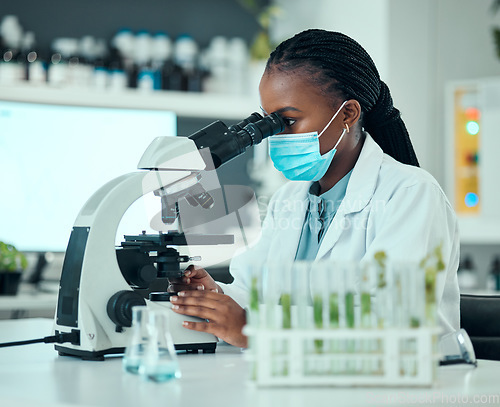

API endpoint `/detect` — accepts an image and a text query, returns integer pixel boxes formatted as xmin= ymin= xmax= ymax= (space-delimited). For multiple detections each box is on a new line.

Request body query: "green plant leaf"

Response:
xmin=0 ymin=241 xmax=28 ymax=272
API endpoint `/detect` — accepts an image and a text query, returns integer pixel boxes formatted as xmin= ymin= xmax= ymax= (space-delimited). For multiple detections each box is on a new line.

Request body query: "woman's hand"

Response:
xmin=168 ymin=264 xmax=223 ymax=293
xmin=170 ymin=290 xmax=248 ymax=348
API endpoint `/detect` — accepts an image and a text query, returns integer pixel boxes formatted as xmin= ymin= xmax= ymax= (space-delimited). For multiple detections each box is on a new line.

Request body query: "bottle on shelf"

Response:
xmin=79 ymin=35 xmax=107 ymax=89
xmin=457 ymin=255 xmax=477 ymax=291
xmin=151 ymin=31 xmax=172 ymax=91
xmin=487 ymin=256 xmax=500 ymax=292
xmin=134 ymin=30 xmax=156 ymax=92
xmin=111 ymin=28 xmax=137 ymax=89
xmin=87 ymin=38 xmax=110 ymax=90
xmin=228 ymin=37 xmax=249 ymax=95
xmin=203 ymin=36 xmax=229 ymax=94
xmin=0 ymin=15 xmax=24 ymax=85
xmin=20 ymin=31 xmax=46 ymax=84
xmin=47 ymin=38 xmax=79 ymax=87
xmin=172 ymin=34 xmax=201 ymax=92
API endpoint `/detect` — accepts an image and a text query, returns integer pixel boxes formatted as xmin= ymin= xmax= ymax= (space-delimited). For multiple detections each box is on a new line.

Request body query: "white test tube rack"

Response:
xmin=244 ymin=327 xmax=440 ymax=387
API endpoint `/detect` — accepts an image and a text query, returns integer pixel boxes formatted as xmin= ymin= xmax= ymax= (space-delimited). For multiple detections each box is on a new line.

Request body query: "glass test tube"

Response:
xmin=327 ymin=261 xmax=341 ymax=375
xmin=340 ymin=262 xmax=357 ymax=374
xmin=292 ymin=261 xmax=313 ymax=375
xmin=310 ymin=261 xmax=329 ymax=375
xmin=359 ymin=262 xmax=376 ymax=375
xmin=263 ymin=260 xmax=286 ymax=376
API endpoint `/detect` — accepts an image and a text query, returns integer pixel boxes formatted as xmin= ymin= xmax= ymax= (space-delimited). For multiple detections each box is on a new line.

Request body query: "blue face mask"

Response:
xmin=268 ymin=101 xmax=348 ymax=182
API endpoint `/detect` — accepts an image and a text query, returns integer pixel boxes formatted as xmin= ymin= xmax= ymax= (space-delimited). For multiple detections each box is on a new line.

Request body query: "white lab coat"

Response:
xmin=219 ymin=133 xmax=460 ymax=334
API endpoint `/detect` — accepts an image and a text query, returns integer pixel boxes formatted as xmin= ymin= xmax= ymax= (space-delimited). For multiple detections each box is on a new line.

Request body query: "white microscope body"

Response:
xmin=53 ymin=137 xmax=218 ymax=360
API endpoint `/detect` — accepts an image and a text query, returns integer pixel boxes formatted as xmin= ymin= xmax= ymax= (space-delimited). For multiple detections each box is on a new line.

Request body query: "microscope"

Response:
xmin=53 ymin=112 xmax=284 ymax=360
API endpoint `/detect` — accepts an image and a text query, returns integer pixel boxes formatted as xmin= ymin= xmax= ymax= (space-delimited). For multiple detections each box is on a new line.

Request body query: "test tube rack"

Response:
xmin=244 ymin=326 xmax=440 ymax=387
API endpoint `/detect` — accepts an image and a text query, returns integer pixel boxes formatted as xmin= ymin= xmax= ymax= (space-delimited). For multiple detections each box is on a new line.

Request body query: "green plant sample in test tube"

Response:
xmin=420 ymin=243 xmax=445 ymax=325
xmin=280 ymin=293 xmax=291 ymax=329
xmin=374 ymin=251 xmax=387 ymax=289
xmin=345 ymin=292 xmax=355 ymax=328
xmin=361 ymin=292 xmax=371 ymax=321
xmin=313 ymin=294 xmax=323 ymax=328
xmin=250 ymin=277 xmax=259 ymax=312
xmin=329 ymin=293 xmax=339 ymax=327
xmin=374 ymin=251 xmax=387 ymax=328
xmin=313 ymin=294 xmax=324 ymax=352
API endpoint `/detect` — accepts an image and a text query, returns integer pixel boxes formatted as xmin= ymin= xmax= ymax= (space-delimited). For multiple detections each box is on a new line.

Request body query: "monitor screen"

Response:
xmin=0 ymin=100 xmax=177 ymax=252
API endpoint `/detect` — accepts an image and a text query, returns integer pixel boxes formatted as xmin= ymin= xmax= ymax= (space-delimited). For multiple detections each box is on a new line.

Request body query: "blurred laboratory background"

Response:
xmin=1 ymin=0 xmax=500 ymax=317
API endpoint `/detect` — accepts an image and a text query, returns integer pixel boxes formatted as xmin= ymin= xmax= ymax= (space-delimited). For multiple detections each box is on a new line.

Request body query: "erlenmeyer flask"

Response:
xmin=123 ymin=306 xmax=149 ymax=374
xmin=139 ymin=309 xmax=181 ymax=382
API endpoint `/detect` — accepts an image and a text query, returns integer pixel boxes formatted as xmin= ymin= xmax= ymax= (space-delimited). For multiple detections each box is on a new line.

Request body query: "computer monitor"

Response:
xmin=0 ymin=100 xmax=177 ymax=252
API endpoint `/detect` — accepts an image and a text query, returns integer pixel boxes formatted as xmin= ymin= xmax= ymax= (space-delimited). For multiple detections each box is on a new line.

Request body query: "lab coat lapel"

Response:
xmin=315 ymin=134 xmax=383 ymax=259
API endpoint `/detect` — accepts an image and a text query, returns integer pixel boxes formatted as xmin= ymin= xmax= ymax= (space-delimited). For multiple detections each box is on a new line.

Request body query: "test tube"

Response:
xmin=327 ymin=262 xmax=341 ymax=374
xmin=291 ymin=261 xmax=314 ymax=375
xmin=248 ymin=260 xmax=264 ymax=329
xmin=391 ymin=261 xmax=411 ymax=377
xmin=262 ymin=260 xmax=285 ymax=376
xmin=262 ymin=261 xmax=281 ymax=330
xmin=247 ymin=260 xmax=264 ymax=381
xmin=292 ymin=261 xmax=311 ymax=330
xmin=310 ymin=261 xmax=330 ymax=375
xmin=280 ymin=261 xmax=294 ymax=376
xmin=424 ymin=265 xmax=438 ymax=327
xmin=311 ymin=263 xmax=327 ymax=354
xmin=340 ymin=262 xmax=357 ymax=374
xmin=408 ymin=261 xmax=424 ymax=377
xmin=359 ymin=262 xmax=376 ymax=375
xmin=421 ymin=243 xmax=445 ymax=327
xmin=373 ymin=251 xmax=389 ymax=329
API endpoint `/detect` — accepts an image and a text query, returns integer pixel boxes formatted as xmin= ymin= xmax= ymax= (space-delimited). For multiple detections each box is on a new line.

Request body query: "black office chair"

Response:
xmin=460 ymin=294 xmax=500 ymax=361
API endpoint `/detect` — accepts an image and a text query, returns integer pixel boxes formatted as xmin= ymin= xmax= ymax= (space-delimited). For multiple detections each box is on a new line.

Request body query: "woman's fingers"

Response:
xmin=170 ymin=291 xmax=221 ymax=321
xmin=170 ymin=290 xmax=221 ymax=311
xmin=170 ymin=290 xmax=248 ymax=348
xmin=167 ymin=283 xmax=206 ymax=293
xmin=184 ymin=264 xmax=208 ymax=279
xmin=182 ymin=320 xmax=216 ymax=334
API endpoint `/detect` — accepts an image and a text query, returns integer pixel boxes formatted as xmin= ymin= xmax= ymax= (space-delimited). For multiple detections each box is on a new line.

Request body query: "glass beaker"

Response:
xmin=139 ymin=309 xmax=181 ymax=383
xmin=123 ymin=306 xmax=149 ymax=374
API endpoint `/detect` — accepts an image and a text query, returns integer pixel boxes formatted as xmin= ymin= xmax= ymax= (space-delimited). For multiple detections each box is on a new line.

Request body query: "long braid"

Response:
xmin=266 ymin=29 xmax=420 ymax=167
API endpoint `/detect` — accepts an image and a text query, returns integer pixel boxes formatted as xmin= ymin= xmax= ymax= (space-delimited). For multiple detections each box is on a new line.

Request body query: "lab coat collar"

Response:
xmin=340 ymin=132 xmax=383 ymax=215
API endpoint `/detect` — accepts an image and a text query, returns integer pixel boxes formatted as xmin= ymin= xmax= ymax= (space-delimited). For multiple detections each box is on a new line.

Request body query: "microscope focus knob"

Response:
xmin=107 ymin=290 xmax=147 ymax=328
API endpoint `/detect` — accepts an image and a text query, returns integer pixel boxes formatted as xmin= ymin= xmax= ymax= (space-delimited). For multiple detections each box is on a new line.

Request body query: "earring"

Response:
xmin=345 ymin=123 xmax=349 ymax=133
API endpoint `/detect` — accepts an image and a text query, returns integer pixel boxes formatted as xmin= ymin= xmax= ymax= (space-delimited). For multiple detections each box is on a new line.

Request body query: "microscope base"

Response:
xmin=55 ymin=341 xmax=217 ymax=361
xmin=175 ymin=342 xmax=217 ymax=354
xmin=55 ymin=345 xmax=123 ymax=361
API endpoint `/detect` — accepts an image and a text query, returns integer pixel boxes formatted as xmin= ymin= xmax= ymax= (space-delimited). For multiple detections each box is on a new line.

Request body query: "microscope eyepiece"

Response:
xmin=227 ymin=112 xmax=262 ymax=133
xmin=188 ymin=112 xmax=285 ymax=169
xmin=239 ymin=112 xmax=284 ymax=146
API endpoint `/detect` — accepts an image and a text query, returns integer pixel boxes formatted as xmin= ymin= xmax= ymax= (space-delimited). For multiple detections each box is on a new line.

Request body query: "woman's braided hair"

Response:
xmin=266 ymin=29 xmax=419 ymax=167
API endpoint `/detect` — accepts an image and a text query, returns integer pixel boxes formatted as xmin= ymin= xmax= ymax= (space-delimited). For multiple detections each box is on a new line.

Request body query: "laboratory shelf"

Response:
xmin=0 ymin=84 xmax=260 ymax=120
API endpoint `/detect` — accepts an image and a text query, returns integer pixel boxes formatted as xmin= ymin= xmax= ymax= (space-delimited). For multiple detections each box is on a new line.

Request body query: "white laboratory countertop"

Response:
xmin=0 ymin=319 xmax=499 ymax=407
